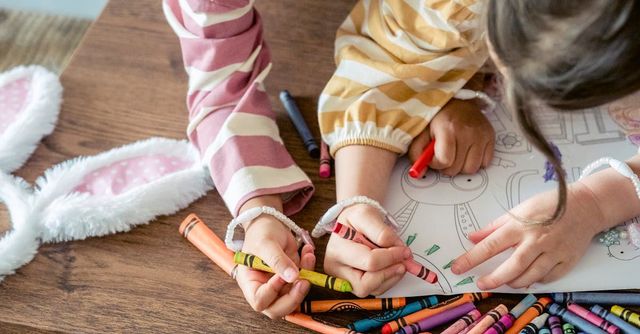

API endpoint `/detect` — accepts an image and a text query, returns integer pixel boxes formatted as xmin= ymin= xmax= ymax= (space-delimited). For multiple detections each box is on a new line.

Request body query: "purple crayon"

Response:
xmin=485 ymin=295 xmax=537 ymax=334
xmin=567 ymin=303 xmax=620 ymax=334
xmin=441 ymin=310 xmax=482 ymax=334
xmin=397 ymin=302 xmax=477 ymax=334
xmin=590 ymin=305 xmax=640 ymax=334
xmin=549 ymin=316 xmax=564 ymax=334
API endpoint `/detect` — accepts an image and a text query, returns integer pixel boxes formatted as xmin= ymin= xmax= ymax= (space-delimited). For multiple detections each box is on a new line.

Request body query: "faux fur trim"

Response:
xmin=0 ymin=66 xmax=62 ymax=173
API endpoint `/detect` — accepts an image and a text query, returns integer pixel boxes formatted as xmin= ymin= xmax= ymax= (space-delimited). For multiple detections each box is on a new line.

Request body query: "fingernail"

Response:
xmin=403 ymin=248 xmax=412 ymax=259
xmin=283 ymin=268 xmax=297 ymax=282
xmin=451 ymin=262 xmax=460 ymax=274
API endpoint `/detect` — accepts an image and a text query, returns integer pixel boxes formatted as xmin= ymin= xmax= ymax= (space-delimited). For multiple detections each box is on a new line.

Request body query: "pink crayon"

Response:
xmin=332 ymin=222 xmax=438 ymax=284
xmin=483 ymin=314 xmax=515 ymax=334
xmin=464 ymin=304 xmax=509 ymax=334
xmin=567 ymin=303 xmax=620 ymax=334
xmin=441 ymin=310 xmax=482 ymax=334
xmin=319 ymin=141 xmax=331 ymax=178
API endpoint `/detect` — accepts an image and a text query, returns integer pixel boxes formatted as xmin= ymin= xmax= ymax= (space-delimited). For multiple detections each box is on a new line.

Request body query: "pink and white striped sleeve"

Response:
xmin=163 ymin=0 xmax=314 ymax=216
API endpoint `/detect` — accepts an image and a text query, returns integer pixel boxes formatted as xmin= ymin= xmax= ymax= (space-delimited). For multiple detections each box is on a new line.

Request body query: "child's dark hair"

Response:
xmin=486 ymin=0 xmax=640 ymax=224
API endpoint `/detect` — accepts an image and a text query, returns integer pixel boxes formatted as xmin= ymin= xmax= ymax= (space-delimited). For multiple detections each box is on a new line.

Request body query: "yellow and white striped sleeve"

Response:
xmin=319 ymin=0 xmax=489 ymax=155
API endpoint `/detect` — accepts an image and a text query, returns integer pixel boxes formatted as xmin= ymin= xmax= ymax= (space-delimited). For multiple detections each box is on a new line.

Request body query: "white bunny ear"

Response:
xmin=35 ymin=138 xmax=213 ymax=243
xmin=0 ymin=172 xmax=39 ymax=281
xmin=0 ymin=66 xmax=62 ymax=173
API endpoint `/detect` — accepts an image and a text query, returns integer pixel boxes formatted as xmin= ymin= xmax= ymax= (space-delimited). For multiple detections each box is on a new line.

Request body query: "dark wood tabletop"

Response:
xmin=0 ymin=0 xmax=637 ymax=333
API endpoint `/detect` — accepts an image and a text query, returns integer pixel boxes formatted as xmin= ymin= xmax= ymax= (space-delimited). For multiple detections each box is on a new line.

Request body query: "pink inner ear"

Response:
xmin=73 ymin=154 xmax=193 ymax=196
xmin=0 ymin=77 xmax=31 ymax=135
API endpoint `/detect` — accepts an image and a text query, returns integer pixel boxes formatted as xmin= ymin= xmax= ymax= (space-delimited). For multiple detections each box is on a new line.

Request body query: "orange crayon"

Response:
xmin=284 ymin=313 xmax=358 ymax=334
xmin=381 ymin=293 xmax=491 ymax=334
xmin=505 ymin=297 xmax=552 ymax=334
xmin=299 ymin=297 xmax=406 ymax=313
xmin=179 ymin=213 xmax=235 ymax=275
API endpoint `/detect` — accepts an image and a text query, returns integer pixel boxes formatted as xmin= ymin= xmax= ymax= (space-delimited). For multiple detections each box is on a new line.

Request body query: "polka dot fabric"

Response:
xmin=73 ymin=154 xmax=193 ymax=196
xmin=0 ymin=78 xmax=31 ymax=135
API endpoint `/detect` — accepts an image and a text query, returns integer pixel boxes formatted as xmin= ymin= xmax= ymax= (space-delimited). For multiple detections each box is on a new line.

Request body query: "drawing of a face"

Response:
xmin=401 ymin=168 xmax=488 ymax=206
xmin=608 ymin=240 xmax=640 ymax=261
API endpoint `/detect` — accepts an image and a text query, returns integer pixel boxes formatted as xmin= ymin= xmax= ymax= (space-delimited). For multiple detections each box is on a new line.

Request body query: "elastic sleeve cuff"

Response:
xmin=325 ymin=123 xmax=413 ymax=157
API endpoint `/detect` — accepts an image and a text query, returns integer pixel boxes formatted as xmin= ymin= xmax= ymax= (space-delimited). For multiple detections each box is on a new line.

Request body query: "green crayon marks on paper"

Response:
xmin=455 ymin=276 xmax=474 ymax=286
xmin=406 ymin=233 xmax=417 ymax=246
xmin=443 ymin=259 xmax=454 ymax=269
xmin=425 ymin=244 xmax=440 ymax=255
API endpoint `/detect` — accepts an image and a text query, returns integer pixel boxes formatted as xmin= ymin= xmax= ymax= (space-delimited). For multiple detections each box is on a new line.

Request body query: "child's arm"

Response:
xmin=163 ymin=0 xmax=314 ymax=317
xmin=319 ymin=0 xmax=490 ymax=297
xmin=452 ymin=155 xmax=640 ymax=289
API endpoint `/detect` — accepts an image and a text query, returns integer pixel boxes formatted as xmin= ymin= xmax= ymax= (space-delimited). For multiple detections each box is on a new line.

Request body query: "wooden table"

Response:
xmin=1 ymin=1 xmax=637 ymax=333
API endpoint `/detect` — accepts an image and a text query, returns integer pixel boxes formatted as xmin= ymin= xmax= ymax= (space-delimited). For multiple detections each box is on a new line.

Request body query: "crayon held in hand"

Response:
xmin=234 ymin=251 xmax=353 ymax=293
xmin=409 ymin=139 xmax=436 ymax=178
xmin=332 ymin=222 xmax=437 ymax=284
xmin=298 ymin=297 xmax=406 ymax=313
xmin=279 ymin=90 xmax=319 ymax=158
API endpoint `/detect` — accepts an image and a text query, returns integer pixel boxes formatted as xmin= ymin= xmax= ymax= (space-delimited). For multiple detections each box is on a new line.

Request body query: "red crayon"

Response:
xmin=319 ymin=141 xmax=331 ymax=178
xmin=409 ymin=140 xmax=436 ymax=178
xmin=567 ymin=303 xmax=620 ymax=334
xmin=333 ymin=222 xmax=437 ymax=284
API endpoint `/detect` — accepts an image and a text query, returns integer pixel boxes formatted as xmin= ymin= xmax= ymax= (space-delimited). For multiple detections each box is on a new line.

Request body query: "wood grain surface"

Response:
xmin=0 ymin=0 xmax=637 ymax=333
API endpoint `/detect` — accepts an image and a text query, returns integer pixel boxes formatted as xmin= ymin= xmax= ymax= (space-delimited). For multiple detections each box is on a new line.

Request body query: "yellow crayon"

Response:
xmin=611 ymin=305 xmax=640 ymax=327
xmin=234 ymin=252 xmax=353 ymax=293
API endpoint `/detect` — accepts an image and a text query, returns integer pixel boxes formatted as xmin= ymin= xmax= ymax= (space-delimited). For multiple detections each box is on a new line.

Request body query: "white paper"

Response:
xmin=382 ymin=103 xmax=640 ymax=296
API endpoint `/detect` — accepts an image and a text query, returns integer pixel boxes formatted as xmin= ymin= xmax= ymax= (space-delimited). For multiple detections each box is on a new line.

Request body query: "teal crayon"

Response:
xmin=347 ymin=296 xmax=439 ymax=333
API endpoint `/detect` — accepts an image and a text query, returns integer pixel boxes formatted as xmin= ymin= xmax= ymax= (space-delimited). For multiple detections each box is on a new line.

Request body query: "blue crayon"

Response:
xmin=540 ymin=328 xmax=552 ymax=334
xmin=548 ymin=303 xmax=607 ymax=334
xmin=549 ymin=315 xmax=565 ymax=334
xmin=591 ymin=305 xmax=640 ymax=334
xmin=347 ymin=296 xmax=438 ymax=332
xmin=513 ymin=294 xmax=540 ymax=318
xmin=279 ymin=90 xmax=320 ymax=158
xmin=552 ymin=293 xmax=640 ymax=306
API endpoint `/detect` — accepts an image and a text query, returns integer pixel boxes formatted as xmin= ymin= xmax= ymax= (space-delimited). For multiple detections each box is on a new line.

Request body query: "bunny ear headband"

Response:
xmin=0 ymin=66 xmax=212 ymax=281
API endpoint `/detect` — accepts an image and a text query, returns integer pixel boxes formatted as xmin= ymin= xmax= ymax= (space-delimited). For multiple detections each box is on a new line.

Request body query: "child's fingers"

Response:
xmin=299 ymin=244 xmax=316 ymax=270
xmin=541 ymin=262 xmax=570 ymax=284
xmin=262 ymin=280 xmax=311 ymax=319
xmin=451 ymin=224 xmax=517 ymax=275
xmin=237 ymin=269 xmax=286 ymax=312
xmin=408 ymin=131 xmax=431 ymax=163
xmin=326 ymin=261 xmax=405 ymax=298
xmin=442 ymin=141 xmax=467 ymax=176
xmin=507 ymin=253 xmax=558 ymax=289
xmin=331 ymin=236 xmax=409 ymax=272
xmin=430 ymin=127 xmax=455 ymax=170
xmin=256 ymin=239 xmax=300 ymax=283
xmin=347 ymin=211 xmax=404 ymax=247
xmin=482 ymin=139 xmax=495 ymax=168
xmin=475 ymin=241 xmax=542 ymax=290
xmin=370 ymin=267 xmax=407 ymax=296
xmin=468 ymin=216 xmax=509 ymax=243
xmin=462 ymin=144 xmax=485 ymax=174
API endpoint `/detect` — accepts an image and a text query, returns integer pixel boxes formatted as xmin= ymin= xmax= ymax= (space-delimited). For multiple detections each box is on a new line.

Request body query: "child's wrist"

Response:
xmin=239 ymin=195 xmax=283 ymax=230
xmin=571 ymin=181 xmax=611 ymax=236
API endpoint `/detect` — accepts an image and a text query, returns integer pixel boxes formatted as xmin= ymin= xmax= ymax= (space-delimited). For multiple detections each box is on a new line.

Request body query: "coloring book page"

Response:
xmin=381 ymin=101 xmax=640 ymax=296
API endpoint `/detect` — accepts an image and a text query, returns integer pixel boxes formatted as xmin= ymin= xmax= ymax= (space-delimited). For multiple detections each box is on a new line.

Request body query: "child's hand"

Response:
xmin=451 ymin=181 xmax=605 ymax=289
xmin=409 ymin=98 xmax=494 ymax=176
xmin=323 ymin=204 xmax=411 ymax=297
xmin=236 ymin=215 xmax=315 ymax=319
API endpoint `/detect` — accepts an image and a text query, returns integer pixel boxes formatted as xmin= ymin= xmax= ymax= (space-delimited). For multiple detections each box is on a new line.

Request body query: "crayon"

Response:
xmin=507 ymin=297 xmax=553 ymax=334
xmin=409 ymin=140 xmax=436 ymax=178
xmin=485 ymin=295 xmax=538 ymax=334
xmin=591 ymin=305 xmax=640 ymax=334
xmin=381 ymin=292 xmax=491 ymax=334
xmin=441 ymin=310 xmax=482 ymax=334
xmin=567 ymin=303 xmax=620 ymax=334
xmin=279 ymin=90 xmax=319 ymax=158
xmin=348 ymin=296 xmax=439 ymax=333
xmin=611 ymin=306 xmax=640 ymax=327
xmin=179 ymin=213 xmax=235 ymax=275
xmin=234 ymin=252 xmax=352 ymax=292
xmin=564 ymin=323 xmax=577 ymax=334
xmin=332 ymin=222 xmax=437 ymax=284
xmin=319 ymin=140 xmax=331 ymax=178
xmin=549 ymin=316 xmax=564 ymax=334
xmin=464 ymin=304 xmax=509 ymax=334
xmin=548 ymin=303 xmax=607 ymax=334
xmin=397 ymin=302 xmax=477 ymax=334
xmin=298 ymin=297 xmax=406 ymax=313
xmin=284 ymin=313 xmax=358 ymax=334
xmin=553 ymin=293 xmax=640 ymax=306
xmin=540 ymin=328 xmax=551 ymax=334
xmin=519 ymin=313 xmax=549 ymax=334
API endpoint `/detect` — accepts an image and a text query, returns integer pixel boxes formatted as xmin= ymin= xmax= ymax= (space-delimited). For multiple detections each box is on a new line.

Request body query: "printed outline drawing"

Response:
xmin=607 ymin=219 xmax=640 ymax=261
